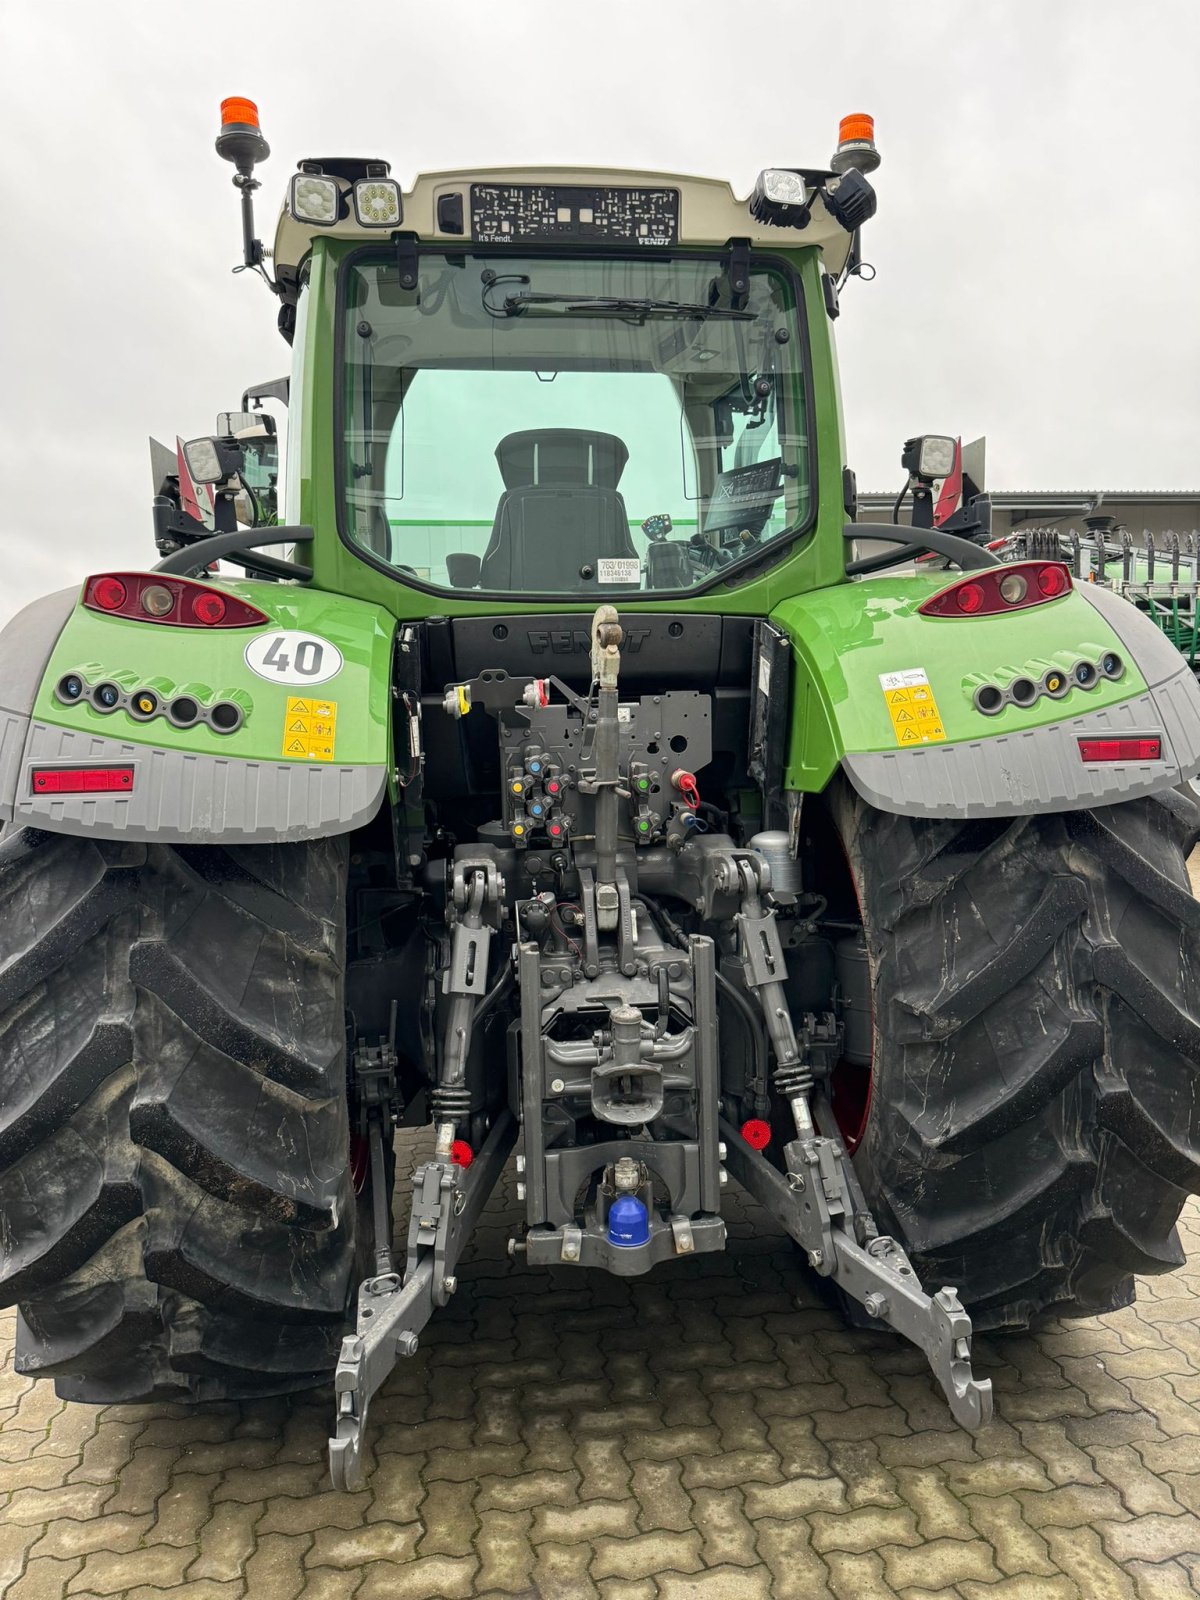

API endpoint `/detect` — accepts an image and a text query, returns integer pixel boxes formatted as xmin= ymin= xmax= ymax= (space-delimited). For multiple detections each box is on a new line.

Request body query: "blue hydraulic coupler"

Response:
xmin=607 ymin=1193 xmax=650 ymax=1248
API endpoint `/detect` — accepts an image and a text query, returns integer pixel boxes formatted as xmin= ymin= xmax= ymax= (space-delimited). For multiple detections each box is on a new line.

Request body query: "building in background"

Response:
xmin=858 ymin=487 xmax=1200 ymax=544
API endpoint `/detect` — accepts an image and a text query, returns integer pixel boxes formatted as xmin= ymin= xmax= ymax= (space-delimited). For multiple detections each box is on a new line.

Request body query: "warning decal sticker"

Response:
xmin=281 ymin=696 xmax=338 ymax=762
xmin=878 ymin=668 xmax=946 ymax=747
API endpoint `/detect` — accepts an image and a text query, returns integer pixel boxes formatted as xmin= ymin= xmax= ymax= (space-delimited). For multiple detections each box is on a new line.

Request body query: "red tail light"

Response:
xmin=740 ymin=1119 xmax=772 ymax=1150
xmin=82 ymin=573 xmax=268 ymax=628
xmin=89 ymin=575 xmax=128 ymax=611
xmin=919 ymin=561 xmax=1072 ymax=618
xmin=32 ymin=767 xmax=134 ymax=794
xmin=1078 ymin=737 xmax=1162 ymax=763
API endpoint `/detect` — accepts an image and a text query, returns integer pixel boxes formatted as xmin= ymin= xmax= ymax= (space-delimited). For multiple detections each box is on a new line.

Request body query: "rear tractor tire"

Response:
xmin=824 ymin=778 xmax=1200 ymax=1331
xmin=0 ymin=827 xmax=358 ymax=1402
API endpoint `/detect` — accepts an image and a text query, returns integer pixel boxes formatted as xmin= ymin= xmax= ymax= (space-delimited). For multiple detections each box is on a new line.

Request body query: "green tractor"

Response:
xmin=3 ymin=102 xmax=1199 ymax=1490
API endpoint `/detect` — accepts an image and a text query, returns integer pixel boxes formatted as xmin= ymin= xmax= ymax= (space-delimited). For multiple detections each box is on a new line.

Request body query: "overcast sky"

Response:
xmin=1 ymin=0 xmax=1197 ymax=626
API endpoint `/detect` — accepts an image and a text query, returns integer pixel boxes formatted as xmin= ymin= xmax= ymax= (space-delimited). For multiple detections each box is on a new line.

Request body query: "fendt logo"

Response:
xmin=526 ymin=627 xmax=652 ymax=655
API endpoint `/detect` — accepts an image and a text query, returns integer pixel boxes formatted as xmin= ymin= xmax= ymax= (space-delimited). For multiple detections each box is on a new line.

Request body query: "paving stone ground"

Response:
xmin=3 ymin=1159 xmax=1200 ymax=1600
xmin=2 ymin=851 xmax=1199 ymax=1598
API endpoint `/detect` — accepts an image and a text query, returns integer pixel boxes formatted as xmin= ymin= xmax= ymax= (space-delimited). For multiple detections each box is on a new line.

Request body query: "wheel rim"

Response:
xmin=830 ymin=1057 xmax=872 ymax=1153
xmin=350 ymin=1134 xmax=369 ymax=1194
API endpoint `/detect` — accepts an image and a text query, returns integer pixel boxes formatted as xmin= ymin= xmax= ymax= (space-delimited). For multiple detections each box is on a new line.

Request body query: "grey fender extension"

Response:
xmin=842 ymin=647 xmax=1200 ymax=820
xmin=4 ymin=720 xmax=386 ymax=844
xmin=0 ymin=588 xmax=78 ymax=823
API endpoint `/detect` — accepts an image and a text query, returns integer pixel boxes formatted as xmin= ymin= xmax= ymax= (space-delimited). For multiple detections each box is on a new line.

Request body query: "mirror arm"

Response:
xmin=844 ymin=521 xmax=1000 ymax=576
xmin=154 ymin=526 xmax=313 ymax=580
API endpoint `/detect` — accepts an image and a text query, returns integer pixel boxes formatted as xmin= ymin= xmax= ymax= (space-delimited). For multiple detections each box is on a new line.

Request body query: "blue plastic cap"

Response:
xmin=607 ymin=1193 xmax=650 ymax=1249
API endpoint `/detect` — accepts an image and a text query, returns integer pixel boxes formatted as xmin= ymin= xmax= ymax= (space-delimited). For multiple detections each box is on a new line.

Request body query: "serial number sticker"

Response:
xmin=246 ymin=631 xmax=343 ymax=686
xmin=597 ymin=558 xmax=641 ymax=584
xmin=879 ymin=668 xmax=946 ymax=746
xmin=282 ymin=696 xmax=338 ymax=762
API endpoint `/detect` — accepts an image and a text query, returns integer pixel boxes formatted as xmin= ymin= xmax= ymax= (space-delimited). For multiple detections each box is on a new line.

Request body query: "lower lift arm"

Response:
xmin=720 ymin=1113 xmax=992 ymax=1429
xmin=328 ymin=1108 xmax=517 ymax=1490
xmin=723 ymin=854 xmax=993 ymax=1431
xmin=329 ymin=857 xmax=516 ymax=1489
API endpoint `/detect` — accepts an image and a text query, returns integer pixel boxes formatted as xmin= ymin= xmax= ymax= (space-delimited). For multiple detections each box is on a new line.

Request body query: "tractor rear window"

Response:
xmin=339 ymin=251 xmax=812 ymax=596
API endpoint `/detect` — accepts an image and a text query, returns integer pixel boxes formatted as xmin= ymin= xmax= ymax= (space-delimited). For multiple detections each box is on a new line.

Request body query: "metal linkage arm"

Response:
xmin=588 ymin=605 xmax=624 ymax=929
xmin=328 ymin=1109 xmax=518 ymax=1490
xmin=719 ymin=1116 xmax=992 ymax=1430
xmin=730 ymin=857 xmax=841 ymax=1150
xmin=432 ymin=859 xmax=504 ymax=1156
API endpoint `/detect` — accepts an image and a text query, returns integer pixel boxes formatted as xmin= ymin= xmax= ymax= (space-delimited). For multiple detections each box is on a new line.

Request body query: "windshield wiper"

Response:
xmin=489 ymin=290 xmax=754 ymax=322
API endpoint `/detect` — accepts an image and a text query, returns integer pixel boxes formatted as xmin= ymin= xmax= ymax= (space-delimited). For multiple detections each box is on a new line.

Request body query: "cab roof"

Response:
xmin=271 ymin=165 xmax=857 ymax=278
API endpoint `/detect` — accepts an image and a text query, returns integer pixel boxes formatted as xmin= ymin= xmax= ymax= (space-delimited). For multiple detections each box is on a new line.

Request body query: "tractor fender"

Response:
xmin=0 ymin=588 xmax=79 ymax=814
xmin=769 ymin=576 xmax=1200 ymax=819
xmin=0 ymin=578 xmax=395 ymax=844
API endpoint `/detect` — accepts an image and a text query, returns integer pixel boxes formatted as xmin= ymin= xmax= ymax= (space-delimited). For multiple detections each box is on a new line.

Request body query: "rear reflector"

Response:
xmin=1077 ymin=737 xmax=1162 ymax=763
xmin=32 ymin=767 xmax=135 ymax=794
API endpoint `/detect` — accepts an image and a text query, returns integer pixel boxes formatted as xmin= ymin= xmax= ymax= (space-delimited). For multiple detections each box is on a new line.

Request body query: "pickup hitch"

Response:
xmin=328 ymin=1109 xmax=518 ymax=1490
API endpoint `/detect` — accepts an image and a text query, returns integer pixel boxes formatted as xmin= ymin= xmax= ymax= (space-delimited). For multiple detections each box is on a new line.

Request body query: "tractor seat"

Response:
xmin=478 ymin=428 xmax=637 ymax=591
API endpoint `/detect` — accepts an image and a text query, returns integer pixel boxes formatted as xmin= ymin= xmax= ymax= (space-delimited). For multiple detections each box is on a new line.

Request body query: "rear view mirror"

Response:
xmin=217 ymin=411 xmax=265 ymax=437
xmin=237 ymin=433 xmax=279 ymax=513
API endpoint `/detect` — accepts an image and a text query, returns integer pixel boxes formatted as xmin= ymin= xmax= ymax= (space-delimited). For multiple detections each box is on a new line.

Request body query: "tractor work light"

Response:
xmin=821 ymin=168 xmax=878 ymax=232
xmin=182 ymin=435 xmax=243 ymax=485
xmin=1078 ymin=737 xmax=1162 ymax=763
xmin=904 ymin=434 xmax=957 ymax=481
xmin=919 ymin=561 xmax=1073 ymax=618
xmin=289 ymin=172 xmax=339 ymax=225
xmin=749 ymin=169 xmax=810 ymax=228
xmin=353 ymin=178 xmax=403 ymax=227
xmin=82 ymin=573 xmax=269 ymax=629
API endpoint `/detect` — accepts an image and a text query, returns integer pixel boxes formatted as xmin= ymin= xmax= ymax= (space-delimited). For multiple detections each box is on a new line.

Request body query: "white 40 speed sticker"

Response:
xmin=244 ymin=631 xmax=344 ymax=686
